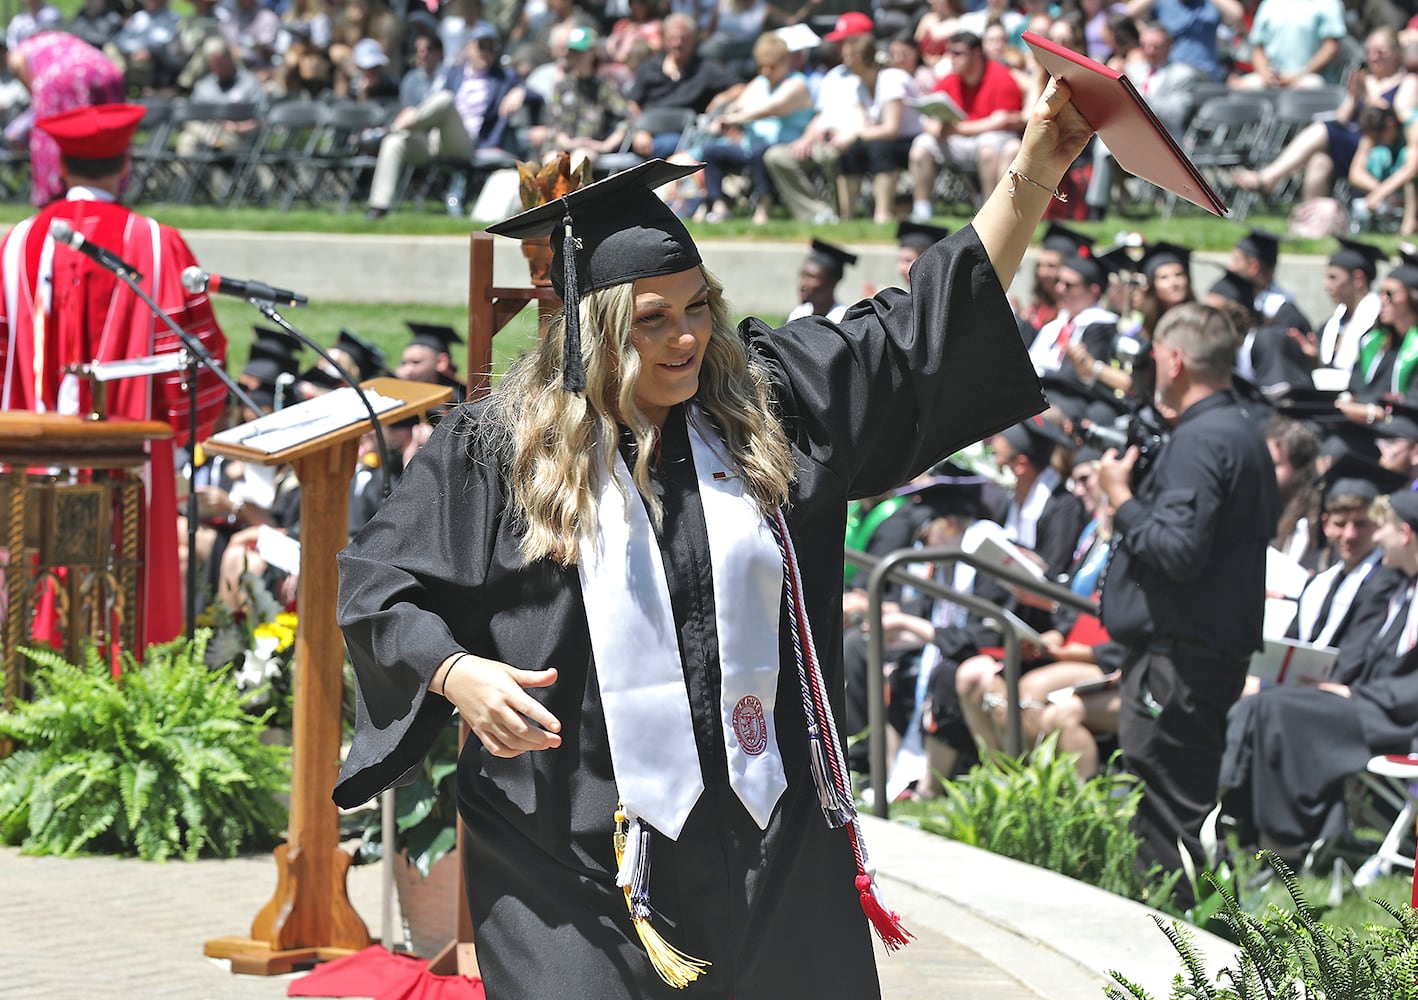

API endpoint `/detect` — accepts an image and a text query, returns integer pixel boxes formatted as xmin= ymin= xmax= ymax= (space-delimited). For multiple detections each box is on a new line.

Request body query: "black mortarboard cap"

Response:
xmin=1388 ymin=246 xmax=1418 ymax=292
xmin=897 ymin=219 xmax=951 ymax=251
xmin=1139 ymin=241 xmax=1193 ymax=280
xmin=486 ymin=158 xmax=704 ymax=392
xmin=1236 ymin=227 xmax=1281 ymax=268
xmin=297 ymin=364 xmax=344 ymax=392
xmin=1387 ymin=487 xmax=1418 ymax=528
xmin=1000 ymin=414 xmax=1076 ymax=466
xmin=1074 ymin=444 xmax=1103 ymax=464
xmin=1316 ymin=447 xmax=1403 ymax=502
xmin=1208 ymin=269 xmax=1258 ymax=309
xmin=333 ymin=326 xmax=389 ymax=379
xmin=1320 ymin=420 xmax=1381 ymax=463
xmin=1267 ymin=383 xmax=1342 ymax=418
xmin=242 ymin=326 xmax=303 ymax=387
xmin=1060 ymin=249 xmax=1108 ymax=288
xmin=1329 ymin=237 xmax=1387 ymax=282
xmin=405 ymin=321 xmax=463 ymax=354
xmin=1376 ymin=401 xmax=1418 ymax=442
xmin=896 ymin=462 xmax=987 ymax=516
xmin=1040 ymin=222 xmax=1090 ymax=256
xmin=807 ymin=238 xmax=858 ymax=278
xmin=1095 ymin=244 xmax=1139 ymax=279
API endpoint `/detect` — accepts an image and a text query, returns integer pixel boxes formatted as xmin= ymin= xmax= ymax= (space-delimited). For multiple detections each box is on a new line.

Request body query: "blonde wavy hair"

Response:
xmin=482 ymin=266 xmax=794 ymax=566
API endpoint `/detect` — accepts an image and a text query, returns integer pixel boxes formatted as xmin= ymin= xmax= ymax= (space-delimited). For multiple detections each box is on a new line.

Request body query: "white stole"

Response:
xmin=577 ymin=412 xmax=787 ymax=841
xmin=1295 ymin=550 xmax=1379 ymax=646
xmin=1005 ymin=466 xmax=1059 ymax=551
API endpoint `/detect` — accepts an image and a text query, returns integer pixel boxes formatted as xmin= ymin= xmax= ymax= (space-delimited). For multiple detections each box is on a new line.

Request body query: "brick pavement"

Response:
xmin=0 ymin=844 xmax=1046 ymax=1000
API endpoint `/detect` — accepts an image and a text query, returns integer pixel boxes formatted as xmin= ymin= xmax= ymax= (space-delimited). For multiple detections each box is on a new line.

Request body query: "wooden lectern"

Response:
xmin=0 ymin=413 xmax=173 ymax=754
xmin=203 ymin=377 xmax=450 ymax=975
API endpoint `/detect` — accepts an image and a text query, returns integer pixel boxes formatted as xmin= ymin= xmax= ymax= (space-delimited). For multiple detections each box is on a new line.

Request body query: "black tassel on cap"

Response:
xmin=560 ymin=203 xmax=585 ymax=393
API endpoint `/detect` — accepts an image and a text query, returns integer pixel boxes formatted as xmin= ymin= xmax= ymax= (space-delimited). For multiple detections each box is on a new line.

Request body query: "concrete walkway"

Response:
xmin=0 ymin=815 xmax=1236 ymax=999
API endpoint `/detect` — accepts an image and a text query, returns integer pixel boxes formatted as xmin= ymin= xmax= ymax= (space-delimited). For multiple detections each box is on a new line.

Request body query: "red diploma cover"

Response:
xmin=1023 ymin=31 xmax=1228 ymax=217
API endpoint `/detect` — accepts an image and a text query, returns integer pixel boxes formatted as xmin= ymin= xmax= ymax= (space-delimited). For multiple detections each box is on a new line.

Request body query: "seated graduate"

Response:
xmin=1336 ymin=250 xmax=1418 ymax=413
xmin=332 ymin=79 xmax=1098 ymax=1000
xmin=1026 ymin=248 xmax=1120 ymax=422
xmin=1219 ymin=489 xmax=1418 ymax=860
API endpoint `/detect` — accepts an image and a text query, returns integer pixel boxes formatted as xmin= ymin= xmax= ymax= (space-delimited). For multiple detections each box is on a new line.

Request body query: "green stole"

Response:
xmin=1358 ymin=326 xmax=1418 ymax=392
xmin=843 ymin=496 xmax=907 ymax=585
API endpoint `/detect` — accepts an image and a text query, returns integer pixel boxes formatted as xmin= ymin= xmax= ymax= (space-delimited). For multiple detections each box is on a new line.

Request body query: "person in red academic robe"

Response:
xmin=0 ymin=103 xmax=228 ymax=650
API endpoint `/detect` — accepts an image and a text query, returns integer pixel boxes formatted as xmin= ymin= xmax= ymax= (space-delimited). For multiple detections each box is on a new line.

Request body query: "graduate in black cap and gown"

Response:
xmin=1026 ymin=249 xmax=1121 ymax=421
xmin=787 ymin=238 xmax=858 ymax=322
xmin=398 ymin=320 xmax=468 ymax=403
xmin=1020 ymin=222 xmax=1090 ymax=334
xmin=1337 ymin=251 xmax=1418 ymax=415
xmin=891 ymin=219 xmax=951 ymax=292
xmin=334 ymin=76 xmax=1097 ymax=999
xmin=1318 ymin=238 xmax=1386 ymax=376
xmin=1230 ymin=227 xmax=1312 ymax=334
xmin=1220 ymin=488 xmax=1418 ymax=857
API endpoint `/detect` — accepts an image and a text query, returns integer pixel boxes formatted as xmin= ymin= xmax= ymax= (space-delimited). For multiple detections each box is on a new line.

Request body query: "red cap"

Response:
xmin=35 ymin=103 xmax=145 ymax=160
xmin=824 ymin=10 xmax=873 ymax=42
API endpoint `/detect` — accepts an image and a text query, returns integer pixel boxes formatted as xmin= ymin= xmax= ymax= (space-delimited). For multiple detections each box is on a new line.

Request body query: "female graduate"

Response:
xmin=333 ymin=79 xmax=1094 ymax=999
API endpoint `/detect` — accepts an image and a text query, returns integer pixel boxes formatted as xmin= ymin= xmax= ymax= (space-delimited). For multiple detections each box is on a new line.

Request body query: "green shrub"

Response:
xmin=892 ymin=735 xmax=1166 ymax=902
xmin=0 ymin=632 xmax=290 ymax=860
xmin=1106 ymin=852 xmax=1418 ymax=1000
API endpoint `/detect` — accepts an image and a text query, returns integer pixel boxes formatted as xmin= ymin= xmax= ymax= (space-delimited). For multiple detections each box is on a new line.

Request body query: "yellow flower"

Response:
xmin=254 ymin=616 xmax=297 ymax=653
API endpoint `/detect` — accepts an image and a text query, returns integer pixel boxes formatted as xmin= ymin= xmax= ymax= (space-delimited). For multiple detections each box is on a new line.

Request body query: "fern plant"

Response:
xmin=0 ymin=632 xmax=290 ymax=861
xmin=1106 ymin=852 xmax=1418 ymax=999
xmin=892 ymin=734 xmax=1165 ymax=901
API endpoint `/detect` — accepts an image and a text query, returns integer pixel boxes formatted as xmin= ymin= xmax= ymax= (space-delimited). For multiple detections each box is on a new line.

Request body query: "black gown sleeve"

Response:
xmin=333 ymin=408 xmax=503 ymax=807
xmin=743 ymin=225 xmax=1046 ymax=500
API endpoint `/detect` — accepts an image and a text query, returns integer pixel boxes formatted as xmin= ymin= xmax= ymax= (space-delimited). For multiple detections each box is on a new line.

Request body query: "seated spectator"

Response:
xmin=519 ymin=0 xmax=596 ymax=72
xmin=364 ymin=28 xmax=525 ymax=220
xmin=172 ymin=0 xmax=228 ymax=94
xmin=67 ymin=0 xmax=125 ymax=54
xmin=696 ymin=30 xmax=812 ymax=222
xmin=439 ymin=0 xmax=499 ymax=68
xmin=1230 ymin=0 xmax=1347 ymax=91
xmin=1101 ymin=11 xmax=1142 ymax=72
xmin=220 ymin=0 xmax=280 ymax=81
xmin=958 ymin=0 xmax=1026 ymax=44
xmin=1349 ymin=104 xmax=1418 ymax=235
xmin=175 ymin=38 xmax=266 ymax=158
xmin=1084 ymin=23 xmax=1203 ymax=220
xmin=915 ymin=0 xmax=968 ymax=74
xmin=981 ymin=19 xmax=1035 ymax=101
xmin=887 ymin=31 xmax=935 ymax=95
xmin=6 ymin=0 xmax=61 ymax=51
xmin=1127 ymin=0 xmax=1242 ymax=82
xmin=106 ymin=0 xmax=184 ymax=94
xmin=349 ymin=37 xmax=399 ymax=103
xmin=700 ymin=0 xmax=802 ymax=66
xmin=1237 ymin=28 xmax=1418 ymax=204
xmin=1219 ymin=489 xmax=1417 ymax=861
xmin=760 ymin=10 xmax=871 ymax=223
xmin=625 ymin=12 xmax=736 ymax=159
xmin=668 ymin=0 xmax=719 ymax=38
xmin=271 ymin=0 xmax=333 ymax=98
xmin=539 ymin=26 xmax=632 ymax=172
xmin=833 ymin=31 xmax=922 ymax=224
xmin=399 ymin=33 xmax=447 ymax=111
xmin=606 ymin=0 xmax=665 ymax=78
xmin=909 ymin=30 xmax=1025 ymax=222
xmin=330 ymin=0 xmax=404 ymax=93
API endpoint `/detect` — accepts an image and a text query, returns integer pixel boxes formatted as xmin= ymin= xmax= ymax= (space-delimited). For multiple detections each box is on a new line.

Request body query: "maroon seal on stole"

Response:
xmin=732 ymin=695 xmax=768 ymax=755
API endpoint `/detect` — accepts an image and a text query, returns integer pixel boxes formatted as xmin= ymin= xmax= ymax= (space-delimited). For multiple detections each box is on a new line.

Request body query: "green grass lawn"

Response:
xmin=0 ymin=198 xmax=1367 ymax=256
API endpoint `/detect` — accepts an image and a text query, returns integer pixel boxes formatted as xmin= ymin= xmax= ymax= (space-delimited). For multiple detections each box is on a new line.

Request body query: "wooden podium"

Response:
xmin=0 ymin=413 xmax=174 ymax=754
xmin=202 ymin=377 xmax=450 ymax=975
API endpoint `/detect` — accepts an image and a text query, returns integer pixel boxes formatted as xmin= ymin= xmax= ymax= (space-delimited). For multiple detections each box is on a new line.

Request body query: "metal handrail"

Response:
xmin=847 ymin=545 xmax=1099 ymax=818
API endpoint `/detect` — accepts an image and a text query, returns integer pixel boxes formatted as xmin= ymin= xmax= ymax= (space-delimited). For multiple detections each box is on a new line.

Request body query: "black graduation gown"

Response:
xmin=1220 ymin=567 xmax=1418 ymax=846
xmin=333 ymin=228 xmax=1044 ymax=999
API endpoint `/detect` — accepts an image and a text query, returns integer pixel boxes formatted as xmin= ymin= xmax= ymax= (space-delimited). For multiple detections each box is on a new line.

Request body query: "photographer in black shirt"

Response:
xmin=1098 ymin=302 xmax=1279 ymax=895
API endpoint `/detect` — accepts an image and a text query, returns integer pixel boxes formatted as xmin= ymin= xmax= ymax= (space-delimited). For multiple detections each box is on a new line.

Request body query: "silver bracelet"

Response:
xmin=1007 ymin=167 xmax=1068 ymax=202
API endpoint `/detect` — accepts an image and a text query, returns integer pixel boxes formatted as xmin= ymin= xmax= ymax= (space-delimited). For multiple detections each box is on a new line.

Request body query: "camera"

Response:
xmin=1082 ymin=404 xmax=1170 ymax=485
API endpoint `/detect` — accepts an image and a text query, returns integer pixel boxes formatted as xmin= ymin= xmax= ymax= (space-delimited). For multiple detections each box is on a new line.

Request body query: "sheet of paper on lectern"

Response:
xmin=211 ymin=386 xmax=403 ymax=455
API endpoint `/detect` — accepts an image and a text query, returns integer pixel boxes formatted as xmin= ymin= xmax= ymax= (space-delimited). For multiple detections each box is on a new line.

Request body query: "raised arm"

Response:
xmin=973 ymin=78 xmax=1094 ymax=291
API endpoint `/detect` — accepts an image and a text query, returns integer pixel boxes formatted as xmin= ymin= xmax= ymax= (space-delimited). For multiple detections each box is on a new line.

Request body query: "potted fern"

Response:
xmin=0 ymin=632 xmax=290 ymax=860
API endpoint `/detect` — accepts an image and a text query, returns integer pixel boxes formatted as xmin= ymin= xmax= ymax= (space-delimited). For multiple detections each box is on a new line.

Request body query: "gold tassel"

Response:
xmin=613 ymin=808 xmax=711 ymax=989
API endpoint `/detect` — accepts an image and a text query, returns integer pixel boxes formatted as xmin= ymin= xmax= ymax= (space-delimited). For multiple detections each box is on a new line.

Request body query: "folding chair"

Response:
xmin=162 ymin=100 xmax=263 ymax=205
xmin=1164 ymin=93 xmax=1273 ymax=221
xmin=124 ymin=96 xmax=175 ymax=204
xmin=305 ymin=101 xmax=388 ymax=212
xmin=229 ymin=99 xmax=324 ymax=209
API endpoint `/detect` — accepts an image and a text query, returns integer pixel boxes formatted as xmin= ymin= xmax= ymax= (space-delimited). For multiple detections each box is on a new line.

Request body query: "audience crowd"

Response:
xmin=9 ymin=0 xmax=1418 ymax=222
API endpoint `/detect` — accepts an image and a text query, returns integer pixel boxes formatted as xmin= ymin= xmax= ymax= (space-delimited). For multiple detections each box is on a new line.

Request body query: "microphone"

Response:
xmin=49 ymin=220 xmax=144 ymax=282
xmin=181 ymin=265 xmax=308 ymax=307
